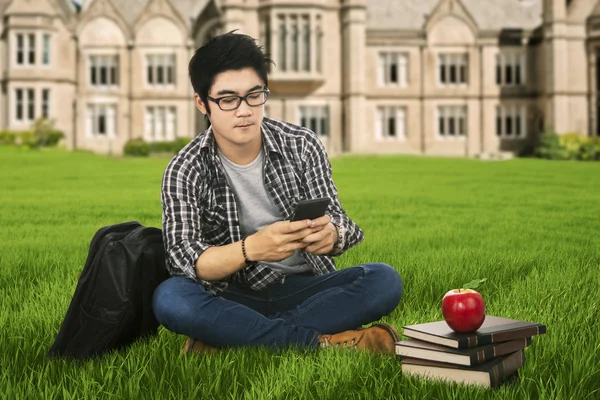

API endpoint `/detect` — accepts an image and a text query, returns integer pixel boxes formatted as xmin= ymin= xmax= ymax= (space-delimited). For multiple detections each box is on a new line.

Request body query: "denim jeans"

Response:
xmin=152 ymin=262 xmax=403 ymax=350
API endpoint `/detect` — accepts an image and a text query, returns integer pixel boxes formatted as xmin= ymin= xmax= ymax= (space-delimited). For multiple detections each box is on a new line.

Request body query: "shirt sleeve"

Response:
xmin=161 ymin=157 xmax=211 ymax=280
xmin=302 ymin=134 xmax=365 ymax=255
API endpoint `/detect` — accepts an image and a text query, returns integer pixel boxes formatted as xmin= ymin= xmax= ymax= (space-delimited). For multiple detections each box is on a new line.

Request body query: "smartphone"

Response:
xmin=290 ymin=197 xmax=331 ymax=221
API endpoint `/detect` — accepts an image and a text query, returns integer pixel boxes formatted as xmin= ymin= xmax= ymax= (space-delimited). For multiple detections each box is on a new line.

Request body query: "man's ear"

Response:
xmin=194 ymin=93 xmax=208 ymax=115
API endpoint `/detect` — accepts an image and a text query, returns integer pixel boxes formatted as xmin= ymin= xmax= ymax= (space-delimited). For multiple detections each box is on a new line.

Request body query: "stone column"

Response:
xmin=543 ymin=0 xmax=569 ymax=134
xmin=340 ymin=0 xmax=367 ymax=153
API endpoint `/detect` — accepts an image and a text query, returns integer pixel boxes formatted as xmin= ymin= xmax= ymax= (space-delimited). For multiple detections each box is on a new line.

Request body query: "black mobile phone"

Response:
xmin=290 ymin=197 xmax=331 ymax=221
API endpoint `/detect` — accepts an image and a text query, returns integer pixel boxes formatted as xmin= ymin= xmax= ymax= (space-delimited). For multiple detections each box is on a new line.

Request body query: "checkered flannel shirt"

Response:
xmin=161 ymin=117 xmax=365 ymax=294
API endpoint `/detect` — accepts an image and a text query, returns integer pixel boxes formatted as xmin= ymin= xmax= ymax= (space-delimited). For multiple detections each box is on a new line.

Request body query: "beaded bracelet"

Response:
xmin=241 ymin=236 xmax=252 ymax=264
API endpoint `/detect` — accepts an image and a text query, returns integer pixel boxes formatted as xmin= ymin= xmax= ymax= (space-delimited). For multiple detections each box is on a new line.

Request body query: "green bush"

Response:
xmin=19 ymin=131 xmax=38 ymax=148
xmin=126 ymin=138 xmax=192 ymax=157
xmin=124 ymin=139 xmax=150 ymax=157
xmin=0 ymin=131 xmax=17 ymax=145
xmin=534 ymin=131 xmax=568 ymax=160
xmin=535 ymin=131 xmax=600 ymax=161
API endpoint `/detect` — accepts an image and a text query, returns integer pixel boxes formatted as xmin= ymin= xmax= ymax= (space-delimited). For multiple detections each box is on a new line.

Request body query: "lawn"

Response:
xmin=1 ymin=146 xmax=599 ymax=399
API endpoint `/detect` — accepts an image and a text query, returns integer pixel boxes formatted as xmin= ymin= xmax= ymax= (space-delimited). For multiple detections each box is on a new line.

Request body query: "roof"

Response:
xmin=85 ymin=0 xmax=209 ymax=27
xmin=366 ymin=0 xmax=543 ymax=31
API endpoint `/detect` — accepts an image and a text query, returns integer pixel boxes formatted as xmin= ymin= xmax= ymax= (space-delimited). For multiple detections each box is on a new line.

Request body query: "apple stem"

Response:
xmin=458 ymin=289 xmax=461 ymax=293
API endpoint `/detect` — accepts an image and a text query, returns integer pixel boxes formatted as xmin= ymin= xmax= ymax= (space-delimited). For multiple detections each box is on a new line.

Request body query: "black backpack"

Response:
xmin=47 ymin=221 xmax=170 ymax=359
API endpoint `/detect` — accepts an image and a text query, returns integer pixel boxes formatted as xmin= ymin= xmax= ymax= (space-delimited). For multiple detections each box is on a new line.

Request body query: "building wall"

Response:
xmin=0 ymin=0 xmax=597 ymax=158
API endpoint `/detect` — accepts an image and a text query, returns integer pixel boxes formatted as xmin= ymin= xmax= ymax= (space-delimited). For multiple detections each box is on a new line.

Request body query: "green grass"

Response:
xmin=1 ymin=146 xmax=599 ymax=399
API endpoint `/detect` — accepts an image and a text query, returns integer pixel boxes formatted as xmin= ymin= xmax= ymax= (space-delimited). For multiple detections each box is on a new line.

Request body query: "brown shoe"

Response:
xmin=318 ymin=323 xmax=400 ymax=354
xmin=182 ymin=337 xmax=218 ymax=356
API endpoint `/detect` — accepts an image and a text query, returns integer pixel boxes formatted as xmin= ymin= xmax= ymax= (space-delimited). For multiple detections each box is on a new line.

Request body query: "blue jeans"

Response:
xmin=152 ymin=262 xmax=403 ymax=350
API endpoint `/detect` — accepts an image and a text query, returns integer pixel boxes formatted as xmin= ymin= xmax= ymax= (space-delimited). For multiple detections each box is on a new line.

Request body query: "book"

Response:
xmin=401 ymin=349 xmax=525 ymax=388
xmin=395 ymin=337 xmax=532 ymax=366
xmin=402 ymin=316 xmax=546 ymax=349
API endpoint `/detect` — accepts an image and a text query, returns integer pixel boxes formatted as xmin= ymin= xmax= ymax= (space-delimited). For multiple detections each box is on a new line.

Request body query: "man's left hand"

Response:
xmin=300 ymin=217 xmax=337 ymax=255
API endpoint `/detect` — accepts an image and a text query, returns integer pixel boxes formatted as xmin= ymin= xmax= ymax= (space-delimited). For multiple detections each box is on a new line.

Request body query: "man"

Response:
xmin=152 ymin=32 xmax=403 ymax=355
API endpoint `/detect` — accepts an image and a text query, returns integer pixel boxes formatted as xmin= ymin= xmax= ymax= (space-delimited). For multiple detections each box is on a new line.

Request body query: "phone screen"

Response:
xmin=291 ymin=198 xmax=331 ymax=221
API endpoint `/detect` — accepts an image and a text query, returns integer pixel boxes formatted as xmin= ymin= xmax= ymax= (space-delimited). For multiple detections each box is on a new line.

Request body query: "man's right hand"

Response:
xmin=244 ymin=219 xmax=323 ymax=262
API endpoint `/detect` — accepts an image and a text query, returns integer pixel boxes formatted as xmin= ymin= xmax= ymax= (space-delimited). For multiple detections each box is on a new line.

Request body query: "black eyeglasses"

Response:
xmin=207 ymin=88 xmax=270 ymax=111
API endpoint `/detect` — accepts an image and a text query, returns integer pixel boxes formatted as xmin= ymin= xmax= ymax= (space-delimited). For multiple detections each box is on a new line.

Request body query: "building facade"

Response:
xmin=0 ymin=0 xmax=598 ymax=157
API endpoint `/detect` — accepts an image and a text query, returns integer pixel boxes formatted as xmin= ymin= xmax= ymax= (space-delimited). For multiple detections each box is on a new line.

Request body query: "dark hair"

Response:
xmin=188 ymin=31 xmax=274 ymax=117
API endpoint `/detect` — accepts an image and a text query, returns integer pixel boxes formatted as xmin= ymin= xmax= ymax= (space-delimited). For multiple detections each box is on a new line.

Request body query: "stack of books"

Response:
xmin=395 ymin=316 xmax=546 ymax=388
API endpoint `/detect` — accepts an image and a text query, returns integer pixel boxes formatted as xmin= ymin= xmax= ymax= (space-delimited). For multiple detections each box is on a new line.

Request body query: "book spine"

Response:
xmin=490 ymin=326 xmax=543 ymax=344
xmin=472 ymin=338 xmax=531 ymax=364
xmin=489 ymin=350 xmax=525 ymax=388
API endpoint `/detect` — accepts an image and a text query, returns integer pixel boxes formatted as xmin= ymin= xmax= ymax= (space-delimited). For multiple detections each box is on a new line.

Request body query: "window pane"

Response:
xmin=147 ymin=64 xmax=153 ymax=84
xmin=506 ymin=114 xmax=512 ymax=136
xmin=42 ymin=89 xmax=50 ymax=118
xmin=460 ymin=64 xmax=466 ymax=83
xmin=310 ymin=117 xmax=317 ymax=133
xmin=16 ymin=34 xmax=24 ymax=64
xmin=98 ymin=112 xmax=106 ymax=135
xmin=390 ymin=61 xmax=398 ymax=83
xmin=439 ymin=113 xmax=445 ymax=136
xmin=449 ymin=65 xmax=456 ymax=83
xmin=291 ymin=19 xmax=298 ymax=71
xmin=28 ymin=34 xmax=35 ymax=64
xmin=439 ymin=56 xmax=446 ymax=83
xmin=302 ymin=16 xmax=310 ymax=71
xmin=516 ymin=113 xmax=522 ymax=137
xmin=458 ymin=117 xmax=465 ymax=136
xmin=515 ymin=63 xmax=522 ymax=85
xmin=157 ymin=66 xmax=164 ymax=84
xmin=167 ymin=65 xmax=173 ymax=84
xmin=506 ymin=64 xmax=513 ymax=84
xmin=449 ymin=117 xmax=455 ymax=136
xmin=110 ymin=64 xmax=117 ymax=85
xmin=100 ymin=65 xmax=107 ymax=85
xmin=388 ymin=115 xmax=396 ymax=137
xmin=278 ymin=16 xmax=286 ymax=71
xmin=27 ymin=89 xmax=35 ymax=120
xmin=496 ymin=110 xmax=502 ymax=137
xmin=16 ymin=89 xmax=23 ymax=120
xmin=43 ymin=34 xmax=50 ymax=65
xmin=320 ymin=116 xmax=327 ymax=137
xmin=496 ymin=55 xmax=502 ymax=84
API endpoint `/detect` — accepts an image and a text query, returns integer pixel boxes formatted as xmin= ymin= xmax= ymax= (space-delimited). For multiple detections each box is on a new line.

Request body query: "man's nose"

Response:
xmin=235 ymin=100 xmax=253 ymax=117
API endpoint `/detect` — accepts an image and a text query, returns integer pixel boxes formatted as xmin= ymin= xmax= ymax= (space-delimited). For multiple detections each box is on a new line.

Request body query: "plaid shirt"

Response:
xmin=161 ymin=117 xmax=364 ymax=294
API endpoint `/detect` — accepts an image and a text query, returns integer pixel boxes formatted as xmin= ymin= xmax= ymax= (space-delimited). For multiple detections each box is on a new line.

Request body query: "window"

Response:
xmin=14 ymin=33 xmax=38 ymax=66
xmin=263 ymin=13 xmax=321 ymax=73
xmin=379 ymin=53 xmax=409 ymax=86
xmin=42 ymin=89 xmax=51 ymax=119
xmin=496 ymin=52 xmax=526 ymax=86
xmin=42 ymin=34 xmax=51 ymax=65
xmin=146 ymin=54 xmax=175 ymax=86
xmin=496 ymin=105 xmax=527 ymax=138
xmin=89 ymin=55 xmax=119 ymax=87
xmin=86 ymin=104 xmax=116 ymax=137
xmin=145 ymin=106 xmax=176 ymax=141
xmin=299 ymin=106 xmax=329 ymax=138
xmin=376 ymin=107 xmax=406 ymax=140
xmin=438 ymin=54 xmax=468 ymax=85
xmin=438 ymin=106 xmax=467 ymax=138
xmin=14 ymin=88 xmax=36 ymax=122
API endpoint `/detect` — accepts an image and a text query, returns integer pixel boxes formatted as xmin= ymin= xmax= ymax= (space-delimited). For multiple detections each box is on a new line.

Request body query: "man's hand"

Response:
xmin=300 ymin=215 xmax=337 ymax=256
xmin=244 ymin=219 xmax=323 ymax=262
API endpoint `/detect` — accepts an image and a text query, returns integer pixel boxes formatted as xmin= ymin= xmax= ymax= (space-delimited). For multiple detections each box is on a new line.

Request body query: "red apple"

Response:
xmin=441 ymin=289 xmax=486 ymax=333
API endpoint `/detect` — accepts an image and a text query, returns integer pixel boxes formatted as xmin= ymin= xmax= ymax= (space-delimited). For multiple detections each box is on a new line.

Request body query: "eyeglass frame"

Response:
xmin=206 ymin=88 xmax=270 ymax=111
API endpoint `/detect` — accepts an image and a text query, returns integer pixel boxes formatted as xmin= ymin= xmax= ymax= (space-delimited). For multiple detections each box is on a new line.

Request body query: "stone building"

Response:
xmin=0 ymin=0 xmax=597 ymax=157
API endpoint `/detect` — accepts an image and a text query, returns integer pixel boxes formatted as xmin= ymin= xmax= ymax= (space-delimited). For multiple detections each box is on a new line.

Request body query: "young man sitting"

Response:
xmin=152 ymin=32 xmax=403 ymax=355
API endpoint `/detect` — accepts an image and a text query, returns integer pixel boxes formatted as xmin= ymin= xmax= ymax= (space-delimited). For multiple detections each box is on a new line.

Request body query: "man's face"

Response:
xmin=195 ymin=67 xmax=266 ymax=150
